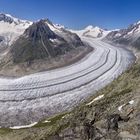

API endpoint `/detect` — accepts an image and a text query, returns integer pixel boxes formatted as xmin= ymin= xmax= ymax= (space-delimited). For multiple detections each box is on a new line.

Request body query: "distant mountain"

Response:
xmin=71 ymin=25 xmax=110 ymax=38
xmin=104 ymin=21 xmax=140 ymax=49
xmin=0 ymin=13 xmax=32 ymax=51
xmin=8 ymin=19 xmax=84 ymax=63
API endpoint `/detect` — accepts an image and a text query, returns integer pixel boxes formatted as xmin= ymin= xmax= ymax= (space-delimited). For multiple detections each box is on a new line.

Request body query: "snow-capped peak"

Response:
xmin=87 ymin=25 xmax=100 ymax=30
xmin=0 ymin=13 xmax=32 ymax=26
xmin=40 ymin=18 xmax=65 ymax=32
xmin=85 ymin=25 xmax=102 ymax=31
xmin=137 ymin=21 xmax=140 ymax=24
xmin=0 ymin=13 xmax=15 ymax=24
xmin=85 ymin=25 xmax=94 ymax=30
xmin=0 ymin=13 xmax=32 ymax=46
xmin=70 ymin=25 xmax=109 ymax=38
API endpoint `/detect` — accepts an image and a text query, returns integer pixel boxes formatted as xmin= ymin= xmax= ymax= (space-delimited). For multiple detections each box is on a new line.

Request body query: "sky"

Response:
xmin=0 ymin=0 xmax=140 ymax=30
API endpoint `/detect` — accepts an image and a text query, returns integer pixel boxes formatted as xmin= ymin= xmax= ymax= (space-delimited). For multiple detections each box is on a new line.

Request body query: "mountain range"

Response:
xmin=1 ymin=13 xmax=140 ymax=53
xmin=0 ymin=14 xmax=32 ymax=50
xmin=9 ymin=19 xmax=84 ymax=63
xmin=71 ymin=25 xmax=109 ymax=38
xmin=72 ymin=20 xmax=140 ymax=49
xmin=104 ymin=21 xmax=140 ymax=49
xmin=0 ymin=14 xmax=84 ymax=62
xmin=0 ymin=13 xmax=140 ymax=77
xmin=0 ymin=13 xmax=93 ymax=76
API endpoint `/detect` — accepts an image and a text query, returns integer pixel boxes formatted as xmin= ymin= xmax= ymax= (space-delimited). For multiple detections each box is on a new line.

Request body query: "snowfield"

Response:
xmin=86 ymin=94 xmax=104 ymax=106
xmin=0 ymin=14 xmax=32 ymax=46
xmin=0 ymin=37 xmax=135 ymax=127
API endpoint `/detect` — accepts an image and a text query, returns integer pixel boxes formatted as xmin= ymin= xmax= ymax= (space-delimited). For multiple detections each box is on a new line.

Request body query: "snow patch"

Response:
xmin=129 ymin=100 xmax=134 ymax=105
xmin=118 ymin=104 xmax=125 ymax=112
xmin=43 ymin=120 xmax=51 ymax=123
xmin=49 ymin=38 xmax=57 ymax=42
xmin=115 ymin=33 xmax=121 ymax=37
xmin=118 ymin=100 xmax=135 ymax=112
xmin=62 ymin=116 xmax=66 ymax=119
xmin=46 ymin=22 xmax=61 ymax=33
xmin=9 ymin=122 xmax=38 ymax=129
xmin=62 ymin=114 xmax=70 ymax=119
xmin=55 ymin=24 xmax=65 ymax=29
xmin=86 ymin=94 xmax=104 ymax=105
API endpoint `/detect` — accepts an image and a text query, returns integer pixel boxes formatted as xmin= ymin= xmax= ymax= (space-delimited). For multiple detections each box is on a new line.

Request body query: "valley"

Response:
xmin=0 ymin=36 xmax=135 ymax=127
xmin=0 ymin=13 xmax=139 ymax=140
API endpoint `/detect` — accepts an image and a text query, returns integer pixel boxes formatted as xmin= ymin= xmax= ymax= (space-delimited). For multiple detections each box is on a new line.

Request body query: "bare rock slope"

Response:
xmin=104 ymin=21 xmax=140 ymax=49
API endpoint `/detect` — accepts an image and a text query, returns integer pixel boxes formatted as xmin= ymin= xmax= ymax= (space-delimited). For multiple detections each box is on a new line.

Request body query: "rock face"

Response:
xmin=0 ymin=36 xmax=4 ymax=42
xmin=104 ymin=21 xmax=140 ymax=49
xmin=9 ymin=19 xmax=84 ymax=63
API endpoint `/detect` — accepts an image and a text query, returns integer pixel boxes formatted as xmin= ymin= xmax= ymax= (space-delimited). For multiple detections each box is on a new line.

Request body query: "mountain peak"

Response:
xmin=0 ymin=13 xmax=32 ymax=25
xmin=24 ymin=19 xmax=56 ymax=41
xmin=0 ymin=13 xmax=32 ymax=47
xmin=85 ymin=25 xmax=94 ymax=30
xmin=45 ymin=18 xmax=53 ymax=26
xmin=135 ymin=20 xmax=140 ymax=25
xmin=0 ymin=13 xmax=15 ymax=24
xmin=85 ymin=25 xmax=101 ymax=30
xmin=7 ymin=17 xmax=84 ymax=64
